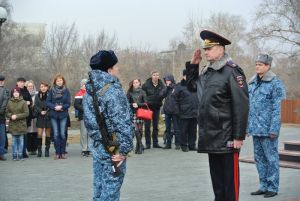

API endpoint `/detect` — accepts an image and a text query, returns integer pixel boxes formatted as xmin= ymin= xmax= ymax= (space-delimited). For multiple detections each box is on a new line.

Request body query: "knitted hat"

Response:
xmin=90 ymin=50 xmax=118 ymax=71
xmin=80 ymin=78 xmax=88 ymax=87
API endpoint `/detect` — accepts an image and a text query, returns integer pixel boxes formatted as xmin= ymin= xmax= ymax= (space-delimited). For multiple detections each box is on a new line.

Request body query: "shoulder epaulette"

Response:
xmin=226 ymin=60 xmax=237 ymax=68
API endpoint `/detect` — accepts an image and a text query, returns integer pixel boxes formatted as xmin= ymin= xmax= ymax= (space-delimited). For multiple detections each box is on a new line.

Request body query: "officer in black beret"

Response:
xmin=185 ymin=30 xmax=249 ymax=201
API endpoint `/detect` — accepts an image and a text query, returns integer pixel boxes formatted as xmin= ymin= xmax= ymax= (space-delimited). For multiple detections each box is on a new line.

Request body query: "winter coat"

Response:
xmin=34 ymin=91 xmax=51 ymax=128
xmin=127 ymin=88 xmax=147 ymax=114
xmin=6 ymin=97 xmax=29 ymax=135
xmin=74 ymin=89 xmax=86 ymax=121
xmin=46 ymin=86 xmax=71 ymax=120
xmin=173 ymin=79 xmax=198 ymax=119
xmin=83 ymin=70 xmax=134 ymax=158
xmin=247 ymin=70 xmax=286 ymax=137
xmin=159 ymin=74 xmax=179 ymax=115
xmin=0 ymin=86 xmax=10 ymax=123
xmin=142 ymin=78 xmax=164 ymax=109
xmin=19 ymin=86 xmax=32 ymax=127
xmin=27 ymin=91 xmax=38 ymax=133
xmin=186 ymin=53 xmax=249 ymax=154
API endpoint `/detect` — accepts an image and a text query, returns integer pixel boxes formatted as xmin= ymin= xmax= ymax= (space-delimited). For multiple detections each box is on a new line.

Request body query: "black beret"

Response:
xmin=200 ymin=30 xmax=231 ymax=49
xmin=0 ymin=75 xmax=5 ymax=81
xmin=90 ymin=50 xmax=118 ymax=71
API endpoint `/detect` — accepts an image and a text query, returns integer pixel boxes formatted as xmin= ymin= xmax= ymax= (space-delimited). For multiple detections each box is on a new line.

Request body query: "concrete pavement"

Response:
xmin=0 ymin=126 xmax=300 ymax=201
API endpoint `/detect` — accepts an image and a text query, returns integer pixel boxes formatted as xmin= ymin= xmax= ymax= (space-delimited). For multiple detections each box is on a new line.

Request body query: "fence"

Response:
xmin=281 ymin=99 xmax=300 ymax=124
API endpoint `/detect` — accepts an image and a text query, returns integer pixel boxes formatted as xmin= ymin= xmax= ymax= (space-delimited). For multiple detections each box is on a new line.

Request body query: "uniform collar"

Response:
xmin=201 ymin=52 xmax=231 ymax=74
xmin=248 ymin=70 xmax=277 ymax=84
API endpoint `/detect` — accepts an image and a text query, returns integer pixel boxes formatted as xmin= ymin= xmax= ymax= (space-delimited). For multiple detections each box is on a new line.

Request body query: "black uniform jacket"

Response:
xmin=186 ymin=59 xmax=249 ymax=154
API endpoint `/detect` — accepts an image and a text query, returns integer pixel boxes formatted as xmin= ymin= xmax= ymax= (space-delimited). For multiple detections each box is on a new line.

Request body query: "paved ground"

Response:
xmin=0 ymin=125 xmax=300 ymax=201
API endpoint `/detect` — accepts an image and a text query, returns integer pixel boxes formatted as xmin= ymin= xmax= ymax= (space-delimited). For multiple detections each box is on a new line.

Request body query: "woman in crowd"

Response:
xmin=6 ymin=87 xmax=29 ymax=160
xmin=34 ymin=82 xmax=52 ymax=157
xmin=26 ymin=80 xmax=38 ymax=155
xmin=127 ymin=79 xmax=147 ymax=154
xmin=46 ymin=74 xmax=70 ymax=159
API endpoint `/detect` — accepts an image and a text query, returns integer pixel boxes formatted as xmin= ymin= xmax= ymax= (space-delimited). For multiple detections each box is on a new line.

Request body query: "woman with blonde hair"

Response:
xmin=25 ymin=80 xmax=38 ymax=155
xmin=46 ymin=75 xmax=70 ymax=159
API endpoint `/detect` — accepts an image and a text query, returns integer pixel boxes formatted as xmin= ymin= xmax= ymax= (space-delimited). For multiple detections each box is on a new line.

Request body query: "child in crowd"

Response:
xmin=6 ymin=87 xmax=29 ymax=160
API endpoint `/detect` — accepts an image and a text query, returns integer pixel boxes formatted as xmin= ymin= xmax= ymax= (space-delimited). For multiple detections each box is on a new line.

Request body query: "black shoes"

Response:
xmin=145 ymin=144 xmax=151 ymax=149
xmin=251 ymin=190 xmax=266 ymax=195
xmin=153 ymin=144 xmax=162 ymax=148
xmin=264 ymin=191 xmax=277 ymax=198
xmin=163 ymin=145 xmax=171 ymax=149
xmin=181 ymin=147 xmax=189 ymax=152
xmin=0 ymin=155 xmax=7 ymax=161
xmin=251 ymin=190 xmax=277 ymax=197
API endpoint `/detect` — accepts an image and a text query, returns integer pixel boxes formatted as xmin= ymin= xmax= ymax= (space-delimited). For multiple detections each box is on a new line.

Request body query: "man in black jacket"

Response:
xmin=16 ymin=77 xmax=33 ymax=158
xmin=0 ymin=75 xmax=10 ymax=161
xmin=142 ymin=71 xmax=164 ymax=149
xmin=159 ymin=74 xmax=180 ymax=150
xmin=186 ymin=30 xmax=249 ymax=201
xmin=173 ymin=70 xmax=198 ymax=152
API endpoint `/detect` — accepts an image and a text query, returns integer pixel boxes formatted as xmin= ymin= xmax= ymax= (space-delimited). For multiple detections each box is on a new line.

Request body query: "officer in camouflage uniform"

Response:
xmin=83 ymin=50 xmax=133 ymax=201
xmin=248 ymin=54 xmax=286 ymax=198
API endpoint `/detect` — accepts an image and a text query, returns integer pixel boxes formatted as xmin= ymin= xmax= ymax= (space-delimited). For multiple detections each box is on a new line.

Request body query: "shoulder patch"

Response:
xmin=226 ymin=60 xmax=237 ymax=68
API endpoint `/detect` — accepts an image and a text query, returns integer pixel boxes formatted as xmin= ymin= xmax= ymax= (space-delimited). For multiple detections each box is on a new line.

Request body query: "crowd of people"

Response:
xmin=0 ymin=74 xmax=91 ymax=161
xmin=0 ymin=29 xmax=287 ymax=201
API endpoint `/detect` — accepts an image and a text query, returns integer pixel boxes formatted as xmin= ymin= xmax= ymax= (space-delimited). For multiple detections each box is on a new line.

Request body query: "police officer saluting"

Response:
xmin=185 ymin=30 xmax=249 ymax=201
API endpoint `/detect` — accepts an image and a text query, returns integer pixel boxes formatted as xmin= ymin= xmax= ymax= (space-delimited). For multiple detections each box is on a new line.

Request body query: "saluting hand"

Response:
xmin=191 ymin=48 xmax=202 ymax=64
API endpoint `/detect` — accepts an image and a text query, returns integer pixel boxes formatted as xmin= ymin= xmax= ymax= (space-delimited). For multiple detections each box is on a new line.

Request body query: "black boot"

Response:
xmin=37 ymin=138 xmax=42 ymax=157
xmin=135 ymin=131 xmax=143 ymax=154
xmin=45 ymin=137 xmax=51 ymax=157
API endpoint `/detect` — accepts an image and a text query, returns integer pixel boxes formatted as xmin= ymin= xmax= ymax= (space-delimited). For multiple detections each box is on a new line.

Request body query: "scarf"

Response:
xmin=52 ymin=85 xmax=65 ymax=99
xmin=38 ymin=91 xmax=48 ymax=101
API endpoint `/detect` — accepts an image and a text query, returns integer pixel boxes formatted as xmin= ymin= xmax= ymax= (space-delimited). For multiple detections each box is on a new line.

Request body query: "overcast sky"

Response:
xmin=11 ymin=0 xmax=262 ymax=50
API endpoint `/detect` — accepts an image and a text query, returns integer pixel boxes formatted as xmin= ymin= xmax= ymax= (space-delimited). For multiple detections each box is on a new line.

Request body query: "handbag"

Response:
xmin=136 ymin=103 xmax=153 ymax=120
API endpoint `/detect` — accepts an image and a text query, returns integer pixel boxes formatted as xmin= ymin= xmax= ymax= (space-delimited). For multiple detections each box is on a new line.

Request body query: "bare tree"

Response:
xmin=251 ymin=0 xmax=300 ymax=58
xmin=43 ymin=22 xmax=79 ymax=74
xmin=81 ymin=29 xmax=118 ymax=64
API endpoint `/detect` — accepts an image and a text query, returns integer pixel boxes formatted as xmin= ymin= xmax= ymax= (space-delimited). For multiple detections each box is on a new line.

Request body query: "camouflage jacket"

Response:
xmin=83 ymin=70 xmax=133 ymax=158
xmin=247 ymin=70 xmax=286 ymax=137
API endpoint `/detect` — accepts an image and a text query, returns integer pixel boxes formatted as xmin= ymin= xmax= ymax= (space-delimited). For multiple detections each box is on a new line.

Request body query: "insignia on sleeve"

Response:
xmin=236 ymin=76 xmax=244 ymax=88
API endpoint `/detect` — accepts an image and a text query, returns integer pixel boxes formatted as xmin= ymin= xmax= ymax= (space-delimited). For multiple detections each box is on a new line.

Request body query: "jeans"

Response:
xmin=0 ymin=123 xmax=7 ymax=155
xmin=164 ymin=114 xmax=180 ymax=145
xmin=12 ymin=135 xmax=24 ymax=158
xmin=51 ymin=117 xmax=67 ymax=155
xmin=144 ymin=108 xmax=160 ymax=145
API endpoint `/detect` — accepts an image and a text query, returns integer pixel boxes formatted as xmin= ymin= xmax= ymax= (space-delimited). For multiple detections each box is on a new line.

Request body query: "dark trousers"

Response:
xmin=27 ymin=132 xmax=37 ymax=152
xmin=208 ymin=152 xmax=240 ymax=201
xmin=165 ymin=114 xmax=180 ymax=145
xmin=144 ymin=108 xmax=160 ymax=146
xmin=180 ymin=118 xmax=197 ymax=149
xmin=22 ymin=134 xmax=28 ymax=156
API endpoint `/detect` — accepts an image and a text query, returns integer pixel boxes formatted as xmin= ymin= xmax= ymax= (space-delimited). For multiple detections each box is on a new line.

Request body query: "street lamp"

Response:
xmin=160 ymin=50 xmax=176 ymax=76
xmin=0 ymin=7 xmax=8 ymax=40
